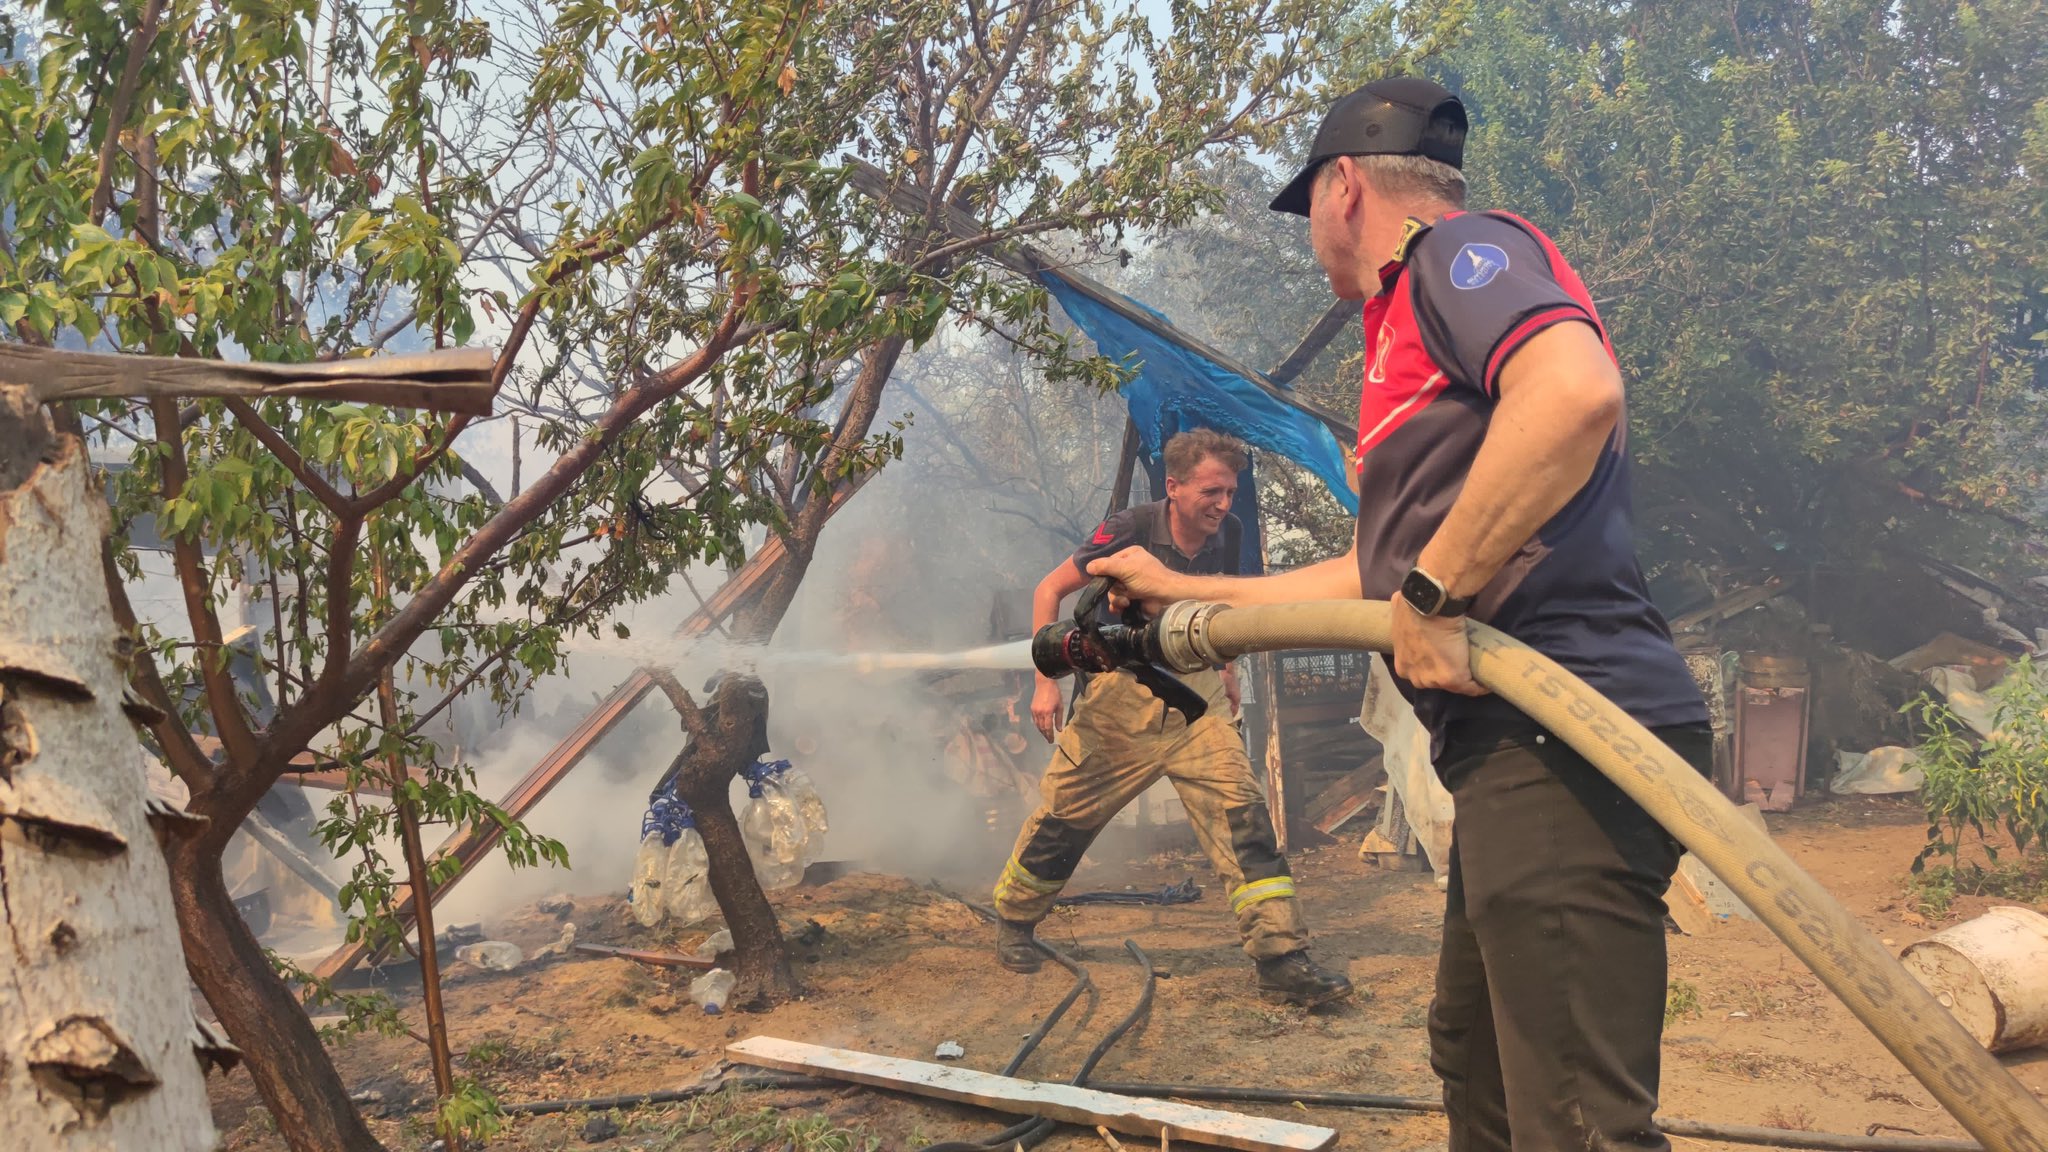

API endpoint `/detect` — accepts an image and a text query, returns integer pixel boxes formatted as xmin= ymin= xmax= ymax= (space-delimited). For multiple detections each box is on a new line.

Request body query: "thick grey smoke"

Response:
xmin=423 ymin=335 xmax=1144 ymax=922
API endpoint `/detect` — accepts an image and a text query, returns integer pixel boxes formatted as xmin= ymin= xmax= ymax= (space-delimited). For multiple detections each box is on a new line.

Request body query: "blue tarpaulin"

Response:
xmin=1040 ymin=272 xmax=1359 ymax=516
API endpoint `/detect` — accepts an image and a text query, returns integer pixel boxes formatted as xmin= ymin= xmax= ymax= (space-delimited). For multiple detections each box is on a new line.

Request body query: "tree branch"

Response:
xmin=223 ymin=397 xmax=349 ymax=511
xmin=644 ymin=666 xmax=709 ymax=741
xmin=88 ymin=0 xmax=167 ymax=224
xmin=146 ymin=394 xmax=261 ymax=773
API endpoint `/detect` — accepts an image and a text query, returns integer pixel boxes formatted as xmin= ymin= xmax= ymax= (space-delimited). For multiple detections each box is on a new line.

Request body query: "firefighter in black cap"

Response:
xmin=1092 ymin=76 xmax=1713 ymax=1152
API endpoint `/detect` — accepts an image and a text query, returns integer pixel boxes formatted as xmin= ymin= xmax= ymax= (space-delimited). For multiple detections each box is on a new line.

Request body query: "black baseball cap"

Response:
xmin=1269 ymin=76 xmax=1467 ymax=216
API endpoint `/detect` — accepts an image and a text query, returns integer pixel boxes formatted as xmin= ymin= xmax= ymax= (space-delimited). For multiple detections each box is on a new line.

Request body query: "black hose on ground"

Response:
xmin=1087 ymin=1082 xmax=1987 ymax=1152
xmin=918 ymin=938 xmax=1157 ymax=1152
xmin=491 ymin=1073 xmax=833 ymax=1117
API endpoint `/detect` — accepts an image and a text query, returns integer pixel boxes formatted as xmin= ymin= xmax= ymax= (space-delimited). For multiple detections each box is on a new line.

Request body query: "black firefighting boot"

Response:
xmin=1255 ymin=950 xmax=1354 ymax=1008
xmin=996 ymin=919 xmax=1043 ymax=974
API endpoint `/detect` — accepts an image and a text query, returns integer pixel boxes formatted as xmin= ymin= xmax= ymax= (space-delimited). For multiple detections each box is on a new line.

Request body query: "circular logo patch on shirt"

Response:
xmin=1450 ymin=242 xmax=1509 ymax=290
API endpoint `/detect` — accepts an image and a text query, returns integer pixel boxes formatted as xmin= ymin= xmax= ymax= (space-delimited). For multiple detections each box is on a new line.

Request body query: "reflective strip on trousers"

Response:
xmin=1230 ymin=875 xmax=1296 ymax=914
xmin=995 ymin=856 xmax=1063 ymax=907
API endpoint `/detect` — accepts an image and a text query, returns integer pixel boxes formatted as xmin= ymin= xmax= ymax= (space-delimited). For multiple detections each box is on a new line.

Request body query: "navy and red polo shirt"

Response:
xmin=1354 ymin=209 xmax=1707 ymax=749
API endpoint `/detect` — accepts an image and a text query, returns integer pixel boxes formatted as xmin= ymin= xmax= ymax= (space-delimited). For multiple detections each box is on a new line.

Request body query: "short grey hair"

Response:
xmin=1318 ymin=153 xmax=1466 ymax=209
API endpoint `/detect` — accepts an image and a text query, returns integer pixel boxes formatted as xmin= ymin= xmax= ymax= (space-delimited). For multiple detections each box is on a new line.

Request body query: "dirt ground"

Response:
xmin=207 ymin=794 xmax=2048 ymax=1152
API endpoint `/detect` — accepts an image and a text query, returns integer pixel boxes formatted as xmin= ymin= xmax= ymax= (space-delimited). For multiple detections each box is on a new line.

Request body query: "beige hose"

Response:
xmin=1153 ymin=599 xmax=2048 ymax=1152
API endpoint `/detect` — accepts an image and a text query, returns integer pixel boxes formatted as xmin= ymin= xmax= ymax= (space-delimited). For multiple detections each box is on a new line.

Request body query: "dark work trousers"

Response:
xmin=1428 ymin=722 xmax=1712 ymax=1152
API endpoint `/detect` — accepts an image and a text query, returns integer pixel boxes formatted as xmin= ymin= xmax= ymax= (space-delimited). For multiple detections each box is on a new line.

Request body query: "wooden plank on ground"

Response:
xmin=727 ymin=1036 xmax=1337 ymax=1152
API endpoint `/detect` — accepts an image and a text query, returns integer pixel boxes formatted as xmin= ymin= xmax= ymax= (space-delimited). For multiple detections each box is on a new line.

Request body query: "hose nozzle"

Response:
xmin=1028 ymin=578 xmax=1208 ymax=724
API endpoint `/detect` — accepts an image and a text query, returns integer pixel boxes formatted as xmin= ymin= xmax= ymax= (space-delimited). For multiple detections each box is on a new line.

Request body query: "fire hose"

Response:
xmin=1031 ymin=590 xmax=2048 ymax=1152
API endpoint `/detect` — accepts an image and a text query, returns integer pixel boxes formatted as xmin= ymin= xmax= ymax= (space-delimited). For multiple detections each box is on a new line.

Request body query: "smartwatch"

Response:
xmin=1399 ymin=565 xmax=1472 ymax=619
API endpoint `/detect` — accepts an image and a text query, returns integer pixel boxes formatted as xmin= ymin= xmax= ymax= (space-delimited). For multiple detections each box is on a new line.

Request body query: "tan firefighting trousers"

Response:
xmin=993 ymin=667 xmax=1310 ymax=960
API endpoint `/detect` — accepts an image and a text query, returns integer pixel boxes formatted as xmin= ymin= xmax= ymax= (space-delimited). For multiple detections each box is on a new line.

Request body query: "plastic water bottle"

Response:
xmin=741 ymin=787 xmax=803 ymax=890
xmin=664 ymin=826 xmax=717 ymax=925
xmin=689 ymin=968 xmax=736 ymax=1015
xmin=783 ymin=765 xmax=830 ymax=850
xmin=629 ymin=831 xmax=667 ymax=927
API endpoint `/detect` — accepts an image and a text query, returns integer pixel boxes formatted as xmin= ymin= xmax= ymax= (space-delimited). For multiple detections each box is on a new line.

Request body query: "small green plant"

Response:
xmin=1905 ymin=657 xmax=2048 ymax=883
xmin=467 ymin=1036 xmax=509 ymax=1065
xmin=1906 ymin=866 xmax=1959 ymax=916
xmin=1664 ymin=979 xmax=1702 ymax=1026
xmin=713 ymin=1109 xmax=878 ymax=1152
xmin=439 ymin=1078 xmax=506 ymax=1144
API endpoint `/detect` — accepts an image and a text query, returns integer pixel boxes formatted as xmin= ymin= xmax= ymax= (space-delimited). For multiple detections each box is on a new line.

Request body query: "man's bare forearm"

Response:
xmin=1095 ymin=550 xmax=1363 ymax=607
xmin=1417 ymin=323 xmax=1623 ymax=600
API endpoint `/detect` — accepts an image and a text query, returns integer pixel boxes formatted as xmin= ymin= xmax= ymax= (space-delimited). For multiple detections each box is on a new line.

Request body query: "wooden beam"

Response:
xmin=8 ymin=345 xmax=499 ymax=416
xmin=1305 ymin=758 xmax=1385 ymax=837
xmin=726 ymin=1036 xmax=1338 ymax=1152
xmin=1266 ymin=300 xmax=1353 ymax=387
xmin=241 ymin=811 xmax=343 ymax=903
xmin=1668 ymin=580 xmax=1786 ymax=634
xmin=844 ymin=161 xmax=1352 ymax=441
xmin=572 ymin=943 xmax=719 ymax=970
xmin=1107 ymin=418 xmax=1140 ymax=517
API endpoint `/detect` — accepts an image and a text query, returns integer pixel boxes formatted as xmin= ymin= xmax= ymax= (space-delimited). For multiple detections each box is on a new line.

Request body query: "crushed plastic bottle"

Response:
xmin=694 ymin=928 xmax=733 ymax=960
xmin=689 ymin=968 xmax=736 ymax=1015
xmin=662 ymin=812 xmax=716 ymax=925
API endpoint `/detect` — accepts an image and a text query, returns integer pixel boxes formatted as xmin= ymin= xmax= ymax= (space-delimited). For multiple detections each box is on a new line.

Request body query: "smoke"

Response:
xmin=401 ymin=337 xmax=1139 ymax=925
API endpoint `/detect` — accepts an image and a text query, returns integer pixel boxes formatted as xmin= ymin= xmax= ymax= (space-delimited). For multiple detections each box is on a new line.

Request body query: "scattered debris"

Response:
xmin=532 ymin=923 xmax=578 ymax=961
xmin=1831 ymin=748 xmax=1924 ymax=795
xmin=453 ymin=941 xmax=523 ymax=971
xmin=694 ymin=928 xmax=734 ymax=960
xmin=1056 ymin=880 xmax=1201 ymax=908
xmin=935 ymin=1041 xmax=965 ymax=1061
xmin=572 ymin=943 xmax=716 ymax=970
xmin=438 ymin=922 xmax=484 ymax=950
xmin=1663 ymin=868 xmax=1716 ymax=937
xmin=537 ymin=894 xmax=575 ymax=918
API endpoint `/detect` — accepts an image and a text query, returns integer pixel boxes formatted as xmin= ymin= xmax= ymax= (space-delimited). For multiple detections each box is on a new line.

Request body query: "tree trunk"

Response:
xmin=654 ymin=673 xmax=799 ymax=1009
xmin=678 ymin=776 xmax=798 ymax=1008
xmin=0 ymin=392 xmax=220 ymax=1150
xmin=162 ymin=835 xmax=385 ymax=1152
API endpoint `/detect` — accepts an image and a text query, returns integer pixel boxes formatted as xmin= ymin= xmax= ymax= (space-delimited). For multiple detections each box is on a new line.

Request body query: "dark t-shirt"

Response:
xmin=1072 ymin=499 xmax=1241 ymax=623
xmin=1352 ymin=210 xmax=1708 ymax=749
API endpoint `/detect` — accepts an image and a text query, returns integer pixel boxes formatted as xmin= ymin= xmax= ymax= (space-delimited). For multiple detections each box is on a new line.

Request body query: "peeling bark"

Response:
xmin=0 ymin=395 xmax=218 ymax=1151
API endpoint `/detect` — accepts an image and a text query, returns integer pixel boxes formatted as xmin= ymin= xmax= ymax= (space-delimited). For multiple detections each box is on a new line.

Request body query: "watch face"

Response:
xmin=1401 ymin=568 xmax=1444 ymax=615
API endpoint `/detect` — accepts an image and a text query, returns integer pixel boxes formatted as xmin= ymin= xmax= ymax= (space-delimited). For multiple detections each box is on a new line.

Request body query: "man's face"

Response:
xmin=1307 ymin=158 xmax=1370 ymax=300
xmin=1166 ymin=456 xmax=1238 ymax=539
